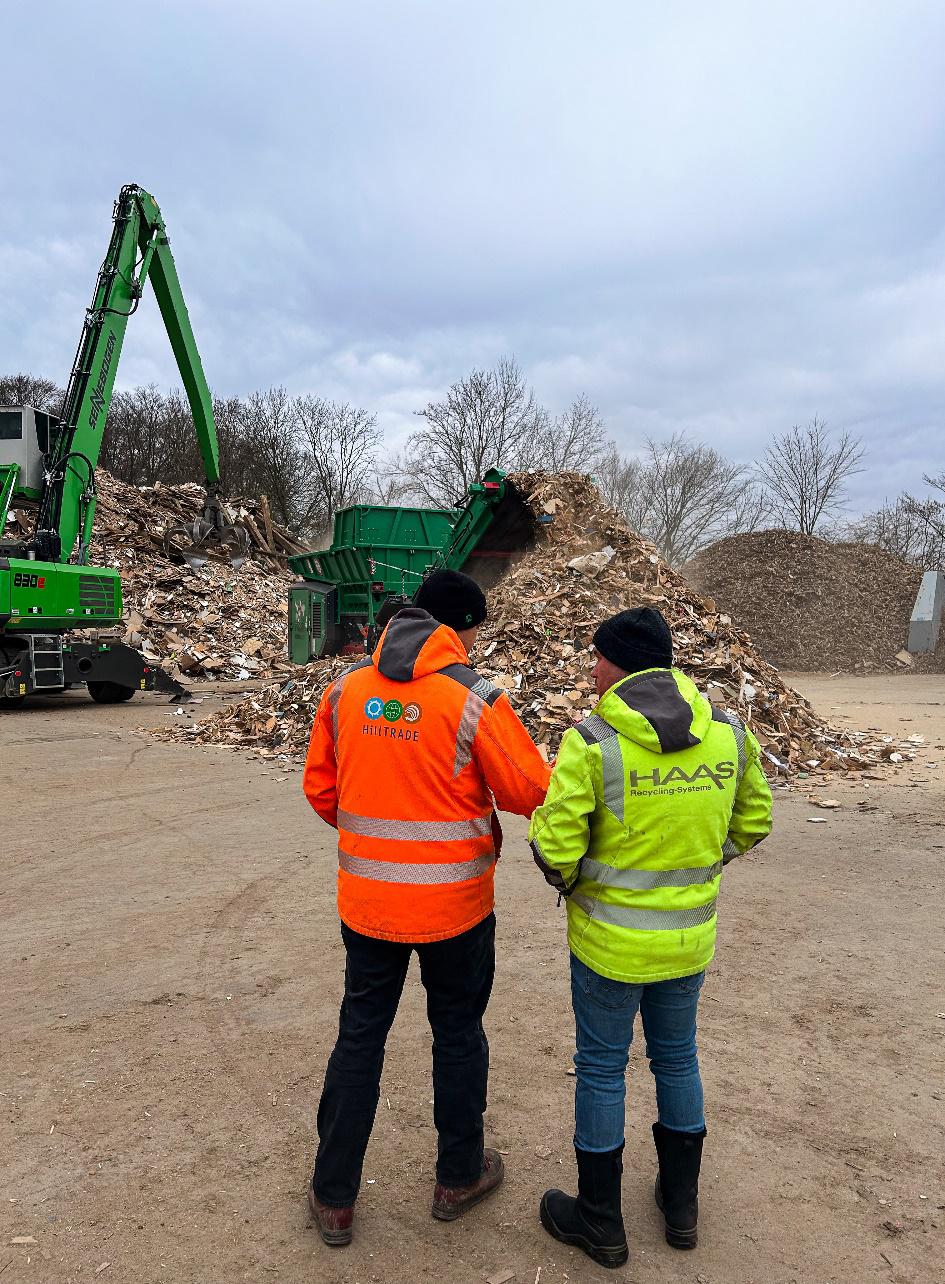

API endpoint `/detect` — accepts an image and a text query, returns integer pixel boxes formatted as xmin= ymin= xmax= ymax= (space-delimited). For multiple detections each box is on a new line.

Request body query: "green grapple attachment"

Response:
xmin=163 ymin=487 xmax=250 ymax=570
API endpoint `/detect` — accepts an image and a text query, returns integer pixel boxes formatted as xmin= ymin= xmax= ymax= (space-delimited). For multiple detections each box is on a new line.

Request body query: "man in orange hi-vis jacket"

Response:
xmin=302 ymin=569 xmax=551 ymax=1247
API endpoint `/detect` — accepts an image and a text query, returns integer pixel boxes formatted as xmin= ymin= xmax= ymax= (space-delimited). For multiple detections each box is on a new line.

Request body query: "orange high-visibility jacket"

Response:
xmin=303 ymin=608 xmax=552 ymax=943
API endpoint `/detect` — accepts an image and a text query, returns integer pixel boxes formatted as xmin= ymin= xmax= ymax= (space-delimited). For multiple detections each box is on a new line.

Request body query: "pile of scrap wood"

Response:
xmin=684 ymin=531 xmax=926 ymax=672
xmin=93 ymin=471 xmax=309 ymax=569
xmin=163 ymin=472 xmax=927 ymax=774
xmin=77 ymin=472 xmax=299 ymax=682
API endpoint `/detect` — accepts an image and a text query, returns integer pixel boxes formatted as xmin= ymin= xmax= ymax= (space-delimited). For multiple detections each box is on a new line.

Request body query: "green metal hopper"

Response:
xmin=287 ymin=470 xmax=535 ymax=662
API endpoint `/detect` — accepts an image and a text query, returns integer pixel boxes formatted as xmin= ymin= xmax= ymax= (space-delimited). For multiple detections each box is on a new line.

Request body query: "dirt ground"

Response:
xmin=2 ymin=674 xmax=944 ymax=1284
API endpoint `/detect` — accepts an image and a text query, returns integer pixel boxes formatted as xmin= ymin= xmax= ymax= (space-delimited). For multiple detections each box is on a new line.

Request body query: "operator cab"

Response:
xmin=1 ymin=405 xmax=59 ymax=555
xmin=0 ymin=405 xmax=58 ymax=501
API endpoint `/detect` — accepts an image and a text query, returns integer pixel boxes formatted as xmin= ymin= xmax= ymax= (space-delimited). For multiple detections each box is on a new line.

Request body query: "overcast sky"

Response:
xmin=4 ymin=1 xmax=944 ymax=513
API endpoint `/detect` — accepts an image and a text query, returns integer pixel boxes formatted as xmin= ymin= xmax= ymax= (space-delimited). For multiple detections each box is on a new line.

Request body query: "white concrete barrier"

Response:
xmin=908 ymin=570 xmax=945 ymax=653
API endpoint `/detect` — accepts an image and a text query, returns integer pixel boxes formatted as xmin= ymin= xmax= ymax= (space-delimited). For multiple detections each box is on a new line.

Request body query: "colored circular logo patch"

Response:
xmin=364 ymin=697 xmax=384 ymax=720
xmin=403 ymin=702 xmax=422 ymax=724
xmin=383 ymin=699 xmax=404 ymax=722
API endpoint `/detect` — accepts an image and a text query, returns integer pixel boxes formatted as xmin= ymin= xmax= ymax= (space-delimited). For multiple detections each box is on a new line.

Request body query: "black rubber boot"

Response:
xmin=539 ymin=1144 xmax=629 ymax=1270
xmin=652 ymin=1122 xmax=706 ymax=1249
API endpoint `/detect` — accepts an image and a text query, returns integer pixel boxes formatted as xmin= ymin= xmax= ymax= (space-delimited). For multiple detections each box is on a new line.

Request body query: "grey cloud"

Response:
xmin=2 ymin=0 xmax=944 ymax=515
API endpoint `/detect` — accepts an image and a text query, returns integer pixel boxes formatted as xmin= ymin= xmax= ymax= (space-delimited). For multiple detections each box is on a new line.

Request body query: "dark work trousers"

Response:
xmin=312 ymin=911 xmax=496 ymax=1207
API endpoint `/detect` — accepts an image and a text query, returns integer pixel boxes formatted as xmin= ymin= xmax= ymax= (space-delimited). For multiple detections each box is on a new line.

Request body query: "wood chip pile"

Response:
xmin=685 ymin=531 xmax=925 ymax=672
xmin=165 ymin=472 xmax=928 ymax=777
xmin=78 ymin=472 xmax=300 ymax=682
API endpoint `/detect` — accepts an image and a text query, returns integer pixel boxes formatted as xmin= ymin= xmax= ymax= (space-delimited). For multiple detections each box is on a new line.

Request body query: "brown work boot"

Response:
xmin=431 ymin=1148 xmax=505 ymax=1221
xmin=307 ymin=1184 xmax=354 ymax=1246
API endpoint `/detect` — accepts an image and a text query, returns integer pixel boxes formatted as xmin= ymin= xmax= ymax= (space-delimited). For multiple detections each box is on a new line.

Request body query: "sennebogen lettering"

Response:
xmin=88 ymin=331 xmax=117 ymax=429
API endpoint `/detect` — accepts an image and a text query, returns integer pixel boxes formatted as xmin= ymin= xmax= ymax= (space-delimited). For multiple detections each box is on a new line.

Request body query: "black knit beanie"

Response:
xmin=413 ymin=569 xmax=488 ymax=632
xmin=592 ymin=607 xmax=672 ymax=673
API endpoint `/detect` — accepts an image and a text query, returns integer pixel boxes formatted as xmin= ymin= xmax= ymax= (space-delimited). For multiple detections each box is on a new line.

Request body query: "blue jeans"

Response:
xmin=570 ymin=954 xmax=705 ymax=1152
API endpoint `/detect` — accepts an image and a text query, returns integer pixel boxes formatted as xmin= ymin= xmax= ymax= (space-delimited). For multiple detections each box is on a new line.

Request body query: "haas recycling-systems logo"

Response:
xmin=365 ymin=697 xmax=422 ymax=724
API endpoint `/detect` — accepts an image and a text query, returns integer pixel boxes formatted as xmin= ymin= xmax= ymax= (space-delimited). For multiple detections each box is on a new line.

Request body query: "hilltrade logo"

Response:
xmin=628 ymin=761 xmax=736 ymax=792
xmin=362 ymin=695 xmax=422 ymax=743
xmin=364 ymin=697 xmax=422 ymax=724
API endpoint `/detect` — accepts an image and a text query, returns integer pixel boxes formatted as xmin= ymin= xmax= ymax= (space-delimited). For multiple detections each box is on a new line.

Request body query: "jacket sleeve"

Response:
xmin=527 ymin=727 xmax=597 ymax=894
xmin=724 ymin=725 xmax=773 ymax=862
xmin=302 ymin=685 xmax=339 ymax=828
xmin=471 ymin=692 xmax=552 ymax=817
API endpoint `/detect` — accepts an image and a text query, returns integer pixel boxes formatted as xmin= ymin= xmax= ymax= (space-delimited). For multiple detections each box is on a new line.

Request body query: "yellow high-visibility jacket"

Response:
xmin=529 ymin=667 xmax=772 ymax=983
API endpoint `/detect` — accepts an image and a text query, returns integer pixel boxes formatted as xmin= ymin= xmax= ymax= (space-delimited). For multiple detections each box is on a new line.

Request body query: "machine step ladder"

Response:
xmin=29 ymin=634 xmax=65 ymax=689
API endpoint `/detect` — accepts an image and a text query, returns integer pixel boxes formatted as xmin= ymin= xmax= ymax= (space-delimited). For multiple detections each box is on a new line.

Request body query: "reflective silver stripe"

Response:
xmin=328 ymin=678 xmax=344 ymax=745
xmin=337 ymin=810 xmax=492 ymax=842
xmin=338 ymin=848 xmax=494 ymax=884
xmin=327 ymin=659 xmax=371 ymax=746
xmin=577 ymin=714 xmax=615 ymax=744
xmin=720 ymin=711 xmax=747 ymax=861
xmin=598 ymin=735 xmax=625 ymax=823
xmin=720 ymin=710 xmax=747 ymax=786
xmin=721 ymin=837 xmax=740 ymax=863
xmin=471 ymin=676 xmax=500 ymax=703
xmin=575 ymin=716 xmax=625 ymax=824
xmin=570 ymin=892 xmax=717 ymax=931
xmin=453 ymin=689 xmax=486 ymax=778
xmin=580 ymin=857 xmax=722 ymax=889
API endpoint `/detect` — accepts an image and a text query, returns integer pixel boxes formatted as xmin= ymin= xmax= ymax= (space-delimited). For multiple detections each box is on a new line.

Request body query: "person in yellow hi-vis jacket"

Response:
xmin=529 ymin=607 xmax=772 ymax=1270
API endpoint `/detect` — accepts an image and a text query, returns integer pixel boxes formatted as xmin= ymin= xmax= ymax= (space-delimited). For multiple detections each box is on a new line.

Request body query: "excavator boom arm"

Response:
xmin=36 ymin=183 xmax=220 ymax=562
xmin=144 ymin=199 xmax=220 ymax=486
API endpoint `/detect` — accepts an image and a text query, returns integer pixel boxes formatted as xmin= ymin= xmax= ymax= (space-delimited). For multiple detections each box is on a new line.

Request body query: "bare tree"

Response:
xmin=636 ymin=434 xmax=764 ymax=564
xmin=756 ymin=418 xmax=864 ymax=534
xmin=534 ymin=394 xmax=608 ymax=472
xmin=100 ymin=384 xmax=170 ymax=483
xmin=404 ymin=357 xmax=549 ymax=505
xmin=841 ymin=496 xmax=935 ymax=565
xmin=237 ymin=387 xmax=312 ymax=534
xmin=896 ymin=473 xmax=945 ymax=567
xmin=0 ymin=372 xmax=63 ymax=412
xmin=367 ymin=448 xmax=414 ymax=504
xmin=100 ymin=388 xmax=260 ymax=493
xmin=595 ymin=442 xmax=642 ymax=514
xmin=596 ymin=434 xmax=764 ymax=565
xmin=295 ymin=396 xmax=378 ymax=537
xmin=726 ymin=480 xmax=768 ymax=537
xmin=212 ymin=395 xmax=258 ymax=495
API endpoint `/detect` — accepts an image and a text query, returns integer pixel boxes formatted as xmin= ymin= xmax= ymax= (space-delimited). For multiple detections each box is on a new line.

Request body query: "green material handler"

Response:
xmin=0 ymin=183 xmax=243 ymax=707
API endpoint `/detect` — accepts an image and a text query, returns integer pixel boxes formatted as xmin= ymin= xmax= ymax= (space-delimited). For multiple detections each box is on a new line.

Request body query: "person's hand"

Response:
xmin=491 ymin=810 xmax=504 ymax=858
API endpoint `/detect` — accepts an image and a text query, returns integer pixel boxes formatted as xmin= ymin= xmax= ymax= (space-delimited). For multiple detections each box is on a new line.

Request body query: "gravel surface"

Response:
xmin=2 ymin=677 xmax=943 ymax=1283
